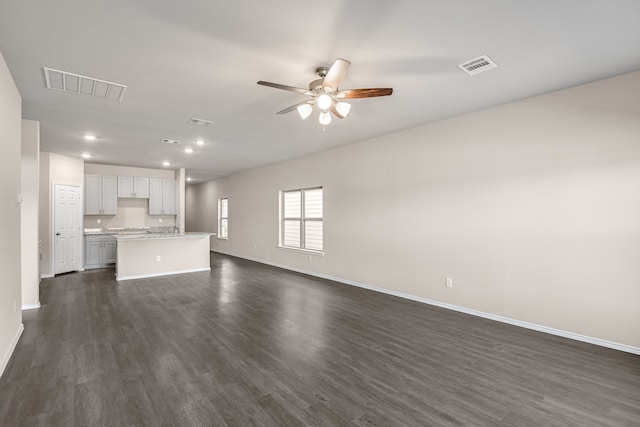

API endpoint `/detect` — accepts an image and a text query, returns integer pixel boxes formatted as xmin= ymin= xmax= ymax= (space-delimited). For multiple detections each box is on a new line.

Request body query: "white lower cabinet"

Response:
xmin=85 ymin=235 xmax=117 ymax=269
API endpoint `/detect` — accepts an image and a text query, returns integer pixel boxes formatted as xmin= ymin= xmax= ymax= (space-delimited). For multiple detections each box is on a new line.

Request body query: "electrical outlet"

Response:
xmin=97 ymin=218 xmax=101 ymax=224
xmin=158 ymin=218 xmax=163 ymax=224
xmin=446 ymin=277 xmax=453 ymax=288
xmin=155 ymin=255 xmax=161 ymax=262
xmin=253 ymin=244 xmax=257 ymax=251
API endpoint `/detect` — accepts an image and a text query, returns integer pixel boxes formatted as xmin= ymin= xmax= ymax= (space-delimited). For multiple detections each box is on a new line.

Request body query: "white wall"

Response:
xmin=186 ymin=178 xmax=227 ymax=250
xmin=39 ymin=152 xmax=84 ymax=277
xmin=84 ymin=163 xmax=176 ymax=179
xmin=21 ymin=119 xmax=40 ymax=309
xmin=177 ymin=168 xmax=186 ymax=233
xmin=83 ymin=163 xmax=178 ymax=229
xmin=187 ymin=70 xmax=640 ymax=351
xmin=38 ymin=152 xmax=50 ymax=277
xmin=0 ymin=49 xmax=23 ymax=378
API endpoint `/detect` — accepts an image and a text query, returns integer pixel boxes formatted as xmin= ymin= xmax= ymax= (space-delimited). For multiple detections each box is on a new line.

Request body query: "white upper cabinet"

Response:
xmin=162 ymin=179 xmax=176 ymax=215
xmin=85 ymin=174 xmax=117 ymax=215
xmin=117 ymin=176 xmax=150 ymax=198
xmin=149 ymin=178 xmax=176 ymax=215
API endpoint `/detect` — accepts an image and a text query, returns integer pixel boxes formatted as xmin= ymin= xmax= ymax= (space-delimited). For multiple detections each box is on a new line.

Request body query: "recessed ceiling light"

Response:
xmin=195 ymin=139 xmax=205 ymax=146
xmin=187 ymin=177 xmax=192 ymax=182
xmin=162 ymin=161 xmax=170 ymax=166
xmin=184 ymin=147 xmax=194 ymax=153
xmin=81 ymin=153 xmax=91 ymax=158
xmin=188 ymin=118 xmax=213 ymax=126
xmin=84 ymin=134 xmax=96 ymax=141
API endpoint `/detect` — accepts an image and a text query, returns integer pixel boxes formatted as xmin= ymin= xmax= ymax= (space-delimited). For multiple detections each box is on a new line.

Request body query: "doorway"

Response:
xmin=54 ymin=184 xmax=82 ymax=274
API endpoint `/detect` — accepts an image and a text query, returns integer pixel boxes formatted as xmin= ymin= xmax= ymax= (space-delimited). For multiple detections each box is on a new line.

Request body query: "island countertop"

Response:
xmin=113 ymin=232 xmax=214 ymax=241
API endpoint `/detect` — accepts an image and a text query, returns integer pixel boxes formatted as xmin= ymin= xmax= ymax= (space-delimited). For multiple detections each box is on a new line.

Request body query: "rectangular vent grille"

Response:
xmin=458 ymin=55 xmax=498 ymax=76
xmin=43 ymin=67 xmax=127 ymax=102
xmin=188 ymin=117 xmax=213 ymax=126
xmin=162 ymin=138 xmax=181 ymax=144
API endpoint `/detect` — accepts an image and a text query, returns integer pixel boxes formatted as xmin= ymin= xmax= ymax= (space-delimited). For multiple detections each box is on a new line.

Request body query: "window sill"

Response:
xmin=278 ymin=245 xmax=324 ymax=256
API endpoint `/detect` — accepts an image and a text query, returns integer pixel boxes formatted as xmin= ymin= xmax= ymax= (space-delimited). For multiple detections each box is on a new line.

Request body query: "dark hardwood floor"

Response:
xmin=1 ymin=253 xmax=638 ymax=426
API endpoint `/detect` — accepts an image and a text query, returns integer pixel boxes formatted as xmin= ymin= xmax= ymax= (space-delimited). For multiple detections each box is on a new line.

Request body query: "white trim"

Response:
xmin=22 ymin=303 xmax=41 ymax=310
xmin=277 ymin=245 xmax=324 ymax=256
xmin=216 ymin=251 xmax=640 ymax=356
xmin=116 ymin=267 xmax=211 ymax=282
xmin=0 ymin=324 xmax=24 ymax=379
xmin=40 ymin=273 xmax=54 ymax=279
xmin=279 ymin=187 xmax=324 ymax=252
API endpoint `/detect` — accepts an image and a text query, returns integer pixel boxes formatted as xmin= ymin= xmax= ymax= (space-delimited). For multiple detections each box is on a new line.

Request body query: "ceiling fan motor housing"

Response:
xmin=315 ymin=66 xmax=329 ymax=78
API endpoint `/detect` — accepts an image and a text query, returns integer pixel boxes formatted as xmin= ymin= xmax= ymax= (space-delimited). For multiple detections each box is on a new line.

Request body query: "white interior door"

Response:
xmin=54 ymin=184 xmax=82 ymax=274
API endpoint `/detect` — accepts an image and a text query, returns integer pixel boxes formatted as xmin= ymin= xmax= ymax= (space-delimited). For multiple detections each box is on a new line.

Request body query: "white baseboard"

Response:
xmin=0 ymin=323 xmax=24 ymax=380
xmin=22 ymin=303 xmax=41 ymax=310
xmin=116 ymin=267 xmax=211 ymax=282
xmin=217 ymin=251 xmax=640 ymax=356
xmin=40 ymin=273 xmax=54 ymax=279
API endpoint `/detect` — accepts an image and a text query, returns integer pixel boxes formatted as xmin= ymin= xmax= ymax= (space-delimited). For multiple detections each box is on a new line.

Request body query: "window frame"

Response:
xmin=218 ymin=197 xmax=228 ymax=240
xmin=279 ymin=186 xmax=323 ymax=254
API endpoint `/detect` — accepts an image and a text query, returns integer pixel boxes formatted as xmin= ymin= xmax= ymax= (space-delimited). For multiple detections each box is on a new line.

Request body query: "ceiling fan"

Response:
xmin=257 ymin=59 xmax=393 ymax=126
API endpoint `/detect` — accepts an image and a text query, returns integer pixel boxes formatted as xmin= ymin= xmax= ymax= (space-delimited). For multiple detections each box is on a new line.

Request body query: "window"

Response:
xmin=280 ymin=187 xmax=323 ymax=252
xmin=218 ymin=198 xmax=228 ymax=239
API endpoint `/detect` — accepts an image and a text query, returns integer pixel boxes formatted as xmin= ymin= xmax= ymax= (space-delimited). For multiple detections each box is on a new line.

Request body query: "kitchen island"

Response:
xmin=114 ymin=232 xmax=214 ymax=281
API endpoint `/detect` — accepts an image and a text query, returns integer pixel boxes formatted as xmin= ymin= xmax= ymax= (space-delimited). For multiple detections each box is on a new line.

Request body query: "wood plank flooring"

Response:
xmin=1 ymin=253 xmax=639 ymax=426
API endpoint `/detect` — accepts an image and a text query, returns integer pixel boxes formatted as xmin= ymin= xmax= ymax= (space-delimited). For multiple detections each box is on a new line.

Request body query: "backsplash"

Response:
xmin=83 ymin=198 xmax=176 ymax=229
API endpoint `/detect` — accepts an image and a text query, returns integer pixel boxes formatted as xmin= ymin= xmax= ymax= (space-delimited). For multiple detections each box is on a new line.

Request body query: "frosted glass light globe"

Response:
xmin=316 ymin=94 xmax=332 ymax=110
xmin=319 ymin=111 xmax=331 ymax=125
xmin=297 ymin=103 xmax=313 ymax=119
xmin=335 ymin=102 xmax=351 ymax=117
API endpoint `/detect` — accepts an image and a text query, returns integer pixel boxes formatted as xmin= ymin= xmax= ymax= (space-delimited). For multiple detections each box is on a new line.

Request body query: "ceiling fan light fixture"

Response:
xmin=297 ymin=103 xmax=313 ymax=119
xmin=319 ymin=111 xmax=331 ymax=125
xmin=257 ymin=58 xmax=392 ymax=127
xmin=317 ymin=94 xmax=332 ymax=111
xmin=335 ymin=102 xmax=351 ymax=117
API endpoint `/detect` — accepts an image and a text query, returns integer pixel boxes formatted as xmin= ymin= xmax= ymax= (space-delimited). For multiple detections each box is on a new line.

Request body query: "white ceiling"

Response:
xmin=2 ymin=0 xmax=640 ymax=182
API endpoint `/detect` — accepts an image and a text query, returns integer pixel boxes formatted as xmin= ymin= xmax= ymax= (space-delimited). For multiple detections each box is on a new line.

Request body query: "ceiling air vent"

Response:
xmin=162 ymin=138 xmax=181 ymax=144
xmin=188 ymin=117 xmax=213 ymax=126
xmin=458 ymin=55 xmax=498 ymax=76
xmin=43 ymin=67 xmax=127 ymax=102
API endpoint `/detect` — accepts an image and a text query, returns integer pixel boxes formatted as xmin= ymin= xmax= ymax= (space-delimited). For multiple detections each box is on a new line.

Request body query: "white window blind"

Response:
xmin=281 ymin=187 xmax=323 ymax=252
xmin=218 ymin=198 xmax=228 ymax=239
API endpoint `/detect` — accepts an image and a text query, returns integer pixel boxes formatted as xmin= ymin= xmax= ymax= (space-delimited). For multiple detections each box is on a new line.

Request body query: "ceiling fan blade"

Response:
xmin=276 ymin=100 xmax=313 ymax=115
xmin=322 ymin=59 xmax=351 ymax=91
xmin=337 ymin=88 xmax=393 ymax=99
xmin=257 ymin=81 xmax=309 ymax=94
